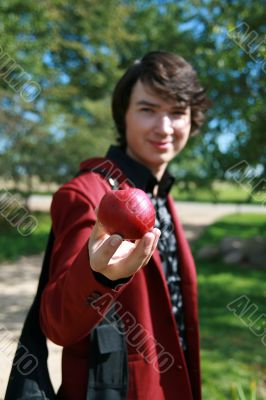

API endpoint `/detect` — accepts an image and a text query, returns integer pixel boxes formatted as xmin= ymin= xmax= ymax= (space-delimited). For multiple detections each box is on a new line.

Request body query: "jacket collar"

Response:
xmin=105 ymin=145 xmax=175 ymax=197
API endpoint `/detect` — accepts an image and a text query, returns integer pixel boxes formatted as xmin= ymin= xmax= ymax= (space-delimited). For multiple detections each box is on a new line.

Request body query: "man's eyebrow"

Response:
xmin=135 ymin=100 xmax=188 ymax=111
xmin=135 ymin=100 xmax=160 ymax=108
xmin=171 ymin=106 xmax=188 ymax=111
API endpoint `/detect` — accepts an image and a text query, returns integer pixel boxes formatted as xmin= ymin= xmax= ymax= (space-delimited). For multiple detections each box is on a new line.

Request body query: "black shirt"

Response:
xmin=106 ymin=145 xmax=187 ymax=351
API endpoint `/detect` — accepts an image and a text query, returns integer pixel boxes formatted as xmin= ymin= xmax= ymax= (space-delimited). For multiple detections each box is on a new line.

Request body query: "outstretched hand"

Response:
xmin=88 ymin=217 xmax=161 ymax=281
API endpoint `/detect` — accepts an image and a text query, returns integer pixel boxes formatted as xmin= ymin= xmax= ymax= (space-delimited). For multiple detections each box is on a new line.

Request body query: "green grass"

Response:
xmin=192 ymin=213 xmax=266 ymax=399
xmin=192 ymin=213 xmax=266 ymax=254
xmin=172 ymin=181 xmax=264 ymax=204
xmin=0 ymin=212 xmax=51 ymax=262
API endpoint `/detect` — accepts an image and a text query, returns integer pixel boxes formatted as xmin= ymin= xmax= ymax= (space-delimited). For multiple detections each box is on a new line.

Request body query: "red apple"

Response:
xmin=98 ymin=188 xmax=156 ymax=240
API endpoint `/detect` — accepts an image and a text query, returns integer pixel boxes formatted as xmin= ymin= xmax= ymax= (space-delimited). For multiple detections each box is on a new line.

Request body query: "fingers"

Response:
xmin=112 ymin=228 xmax=161 ymax=278
xmin=132 ymin=228 xmax=161 ymax=267
xmin=89 ymin=219 xmax=161 ymax=280
xmin=142 ymin=228 xmax=161 ymax=266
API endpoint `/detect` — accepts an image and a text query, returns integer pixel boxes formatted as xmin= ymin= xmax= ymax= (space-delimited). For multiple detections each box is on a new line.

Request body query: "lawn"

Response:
xmin=192 ymin=213 xmax=266 ymax=399
xmin=0 ymin=211 xmax=265 ymax=398
xmin=171 ymin=180 xmax=264 ymax=204
xmin=0 ymin=212 xmax=51 ymax=262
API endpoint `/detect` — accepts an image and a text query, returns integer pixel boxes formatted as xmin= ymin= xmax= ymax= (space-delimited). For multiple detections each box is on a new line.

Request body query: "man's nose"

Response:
xmin=155 ymin=114 xmax=174 ymax=135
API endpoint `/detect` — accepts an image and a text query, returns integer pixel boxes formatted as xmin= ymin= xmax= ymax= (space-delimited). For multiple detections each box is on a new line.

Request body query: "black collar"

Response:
xmin=105 ymin=145 xmax=175 ymax=197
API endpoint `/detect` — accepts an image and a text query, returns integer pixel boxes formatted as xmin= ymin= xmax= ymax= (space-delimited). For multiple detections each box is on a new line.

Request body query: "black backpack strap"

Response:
xmin=5 ymin=166 xmax=128 ymax=400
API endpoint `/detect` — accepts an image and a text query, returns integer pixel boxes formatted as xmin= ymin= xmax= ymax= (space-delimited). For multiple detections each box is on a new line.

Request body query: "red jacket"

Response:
xmin=40 ymin=157 xmax=201 ymax=400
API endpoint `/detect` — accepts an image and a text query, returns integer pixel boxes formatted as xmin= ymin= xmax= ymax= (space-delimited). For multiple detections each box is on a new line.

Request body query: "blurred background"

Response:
xmin=0 ymin=1 xmax=265 ymax=399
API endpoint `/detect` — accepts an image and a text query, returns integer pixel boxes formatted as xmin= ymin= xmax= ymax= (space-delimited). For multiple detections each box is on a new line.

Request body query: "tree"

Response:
xmin=0 ymin=0 xmax=134 ymax=187
xmin=0 ymin=0 xmax=265 ymax=194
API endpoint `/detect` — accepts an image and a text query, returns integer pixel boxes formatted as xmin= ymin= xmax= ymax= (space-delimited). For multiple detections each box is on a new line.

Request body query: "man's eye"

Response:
xmin=141 ymin=108 xmax=154 ymax=113
xmin=172 ymin=110 xmax=184 ymax=116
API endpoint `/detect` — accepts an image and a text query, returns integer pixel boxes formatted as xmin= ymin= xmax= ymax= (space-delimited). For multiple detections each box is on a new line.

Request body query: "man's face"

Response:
xmin=125 ymin=80 xmax=191 ymax=179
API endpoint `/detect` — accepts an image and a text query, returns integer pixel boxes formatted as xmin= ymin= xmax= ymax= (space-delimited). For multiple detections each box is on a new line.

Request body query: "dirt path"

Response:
xmin=0 ymin=255 xmax=62 ymax=398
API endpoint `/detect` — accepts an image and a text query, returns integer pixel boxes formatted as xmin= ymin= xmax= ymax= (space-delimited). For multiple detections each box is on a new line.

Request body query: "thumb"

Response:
xmin=90 ymin=233 xmax=123 ymax=272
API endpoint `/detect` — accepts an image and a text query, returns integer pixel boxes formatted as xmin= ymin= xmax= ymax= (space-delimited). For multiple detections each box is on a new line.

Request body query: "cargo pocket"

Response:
xmin=87 ymin=321 xmax=128 ymax=400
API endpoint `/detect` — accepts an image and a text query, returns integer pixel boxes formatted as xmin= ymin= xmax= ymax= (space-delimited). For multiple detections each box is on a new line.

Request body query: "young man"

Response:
xmin=40 ymin=51 xmax=209 ymax=399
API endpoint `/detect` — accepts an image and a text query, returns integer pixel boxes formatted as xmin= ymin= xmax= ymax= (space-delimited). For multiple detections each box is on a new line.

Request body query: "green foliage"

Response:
xmin=0 ymin=0 xmax=133 ymax=186
xmin=0 ymin=1 xmax=265 ymax=190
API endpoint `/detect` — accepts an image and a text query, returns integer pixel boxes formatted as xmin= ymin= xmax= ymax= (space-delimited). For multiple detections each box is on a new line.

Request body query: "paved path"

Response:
xmin=26 ymin=195 xmax=266 ymax=242
xmin=0 ymin=201 xmax=265 ymax=398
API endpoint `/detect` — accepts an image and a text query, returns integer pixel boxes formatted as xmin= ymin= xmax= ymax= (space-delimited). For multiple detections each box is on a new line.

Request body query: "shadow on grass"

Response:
xmin=192 ymin=215 xmax=266 ymax=252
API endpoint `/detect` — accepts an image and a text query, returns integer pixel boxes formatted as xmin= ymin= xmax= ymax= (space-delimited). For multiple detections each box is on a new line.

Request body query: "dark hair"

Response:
xmin=112 ymin=51 xmax=210 ymax=148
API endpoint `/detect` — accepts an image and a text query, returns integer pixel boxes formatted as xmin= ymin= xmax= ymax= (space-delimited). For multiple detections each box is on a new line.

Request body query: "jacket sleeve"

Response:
xmin=40 ymin=177 xmax=132 ymax=347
